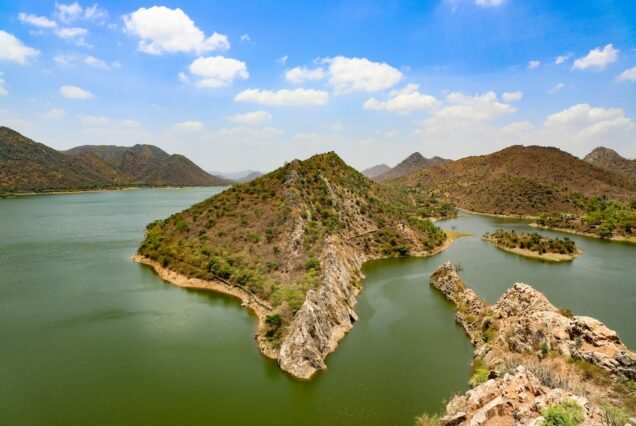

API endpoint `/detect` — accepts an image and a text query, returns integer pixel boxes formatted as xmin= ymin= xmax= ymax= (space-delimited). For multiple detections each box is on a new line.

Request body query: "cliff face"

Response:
xmin=429 ymin=262 xmax=636 ymax=425
xmin=278 ymin=235 xmax=366 ymax=378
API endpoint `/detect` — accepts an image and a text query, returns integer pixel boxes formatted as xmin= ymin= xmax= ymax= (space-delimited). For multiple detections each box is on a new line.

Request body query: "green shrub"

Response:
xmin=176 ymin=220 xmax=189 ymax=232
xmin=600 ymin=404 xmax=629 ymax=426
xmin=541 ymin=400 xmax=584 ymax=426
xmin=470 ymin=368 xmax=489 ymax=387
xmin=304 ymin=255 xmax=320 ymax=271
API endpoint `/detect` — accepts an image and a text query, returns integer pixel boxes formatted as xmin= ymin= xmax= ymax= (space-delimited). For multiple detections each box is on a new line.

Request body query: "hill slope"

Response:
xmin=584 ymin=146 xmax=636 ymax=178
xmin=396 ymin=145 xmax=636 ymax=216
xmin=66 ymin=144 xmax=229 ymax=186
xmin=0 ymin=126 xmax=126 ymax=193
xmin=375 ymin=152 xmax=449 ymax=182
xmin=361 ymin=163 xmax=390 ymax=178
xmin=136 ymin=152 xmax=449 ymax=378
xmin=0 ymin=126 xmax=229 ymax=194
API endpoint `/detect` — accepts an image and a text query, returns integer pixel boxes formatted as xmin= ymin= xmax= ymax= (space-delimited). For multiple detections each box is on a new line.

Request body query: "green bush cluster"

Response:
xmin=540 ymin=400 xmax=584 ymax=426
xmin=484 ymin=229 xmax=577 ymax=255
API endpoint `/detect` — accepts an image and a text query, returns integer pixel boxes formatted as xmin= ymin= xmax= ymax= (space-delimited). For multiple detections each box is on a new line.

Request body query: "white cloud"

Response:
xmin=528 ymin=60 xmax=540 ymax=70
xmin=285 ymin=66 xmax=326 ymax=84
xmin=240 ymin=34 xmax=250 ymax=42
xmin=228 ymin=111 xmax=271 ymax=125
xmin=616 ymin=66 xmax=636 ymax=82
xmin=544 ymin=104 xmax=635 ymax=147
xmin=45 ymin=108 xmax=67 ymax=119
xmin=172 ymin=121 xmax=204 ymax=133
xmin=502 ymin=91 xmax=523 ymax=102
xmin=55 ymin=27 xmax=90 ymax=46
xmin=573 ymin=44 xmax=618 ymax=70
xmin=60 ymin=85 xmax=93 ymax=99
xmin=475 ymin=0 xmax=505 ymax=7
xmin=555 ymin=54 xmax=570 ymax=65
xmin=433 ymin=91 xmax=516 ymax=121
xmin=0 ymin=31 xmax=39 ymax=64
xmin=78 ymin=114 xmax=109 ymax=125
xmin=177 ymin=72 xmax=190 ymax=84
xmin=276 ymin=55 xmax=288 ymax=65
xmin=0 ymin=77 xmax=7 ymax=96
xmin=502 ymin=121 xmax=534 ymax=133
xmin=55 ymin=2 xmax=84 ymax=23
xmin=18 ymin=13 xmax=58 ymax=29
xmin=84 ymin=55 xmax=108 ymax=69
xmin=55 ymin=2 xmax=107 ymax=23
xmin=363 ymin=84 xmax=439 ymax=114
xmin=548 ymin=82 xmax=565 ymax=94
xmin=186 ymin=56 xmax=248 ymax=88
xmin=235 ymin=88 xmax=329 ymax=106
xmin=324 ymin=56 xmax=402 ymax=93
xmin=123 ymin=6 xmax=229 ymax=55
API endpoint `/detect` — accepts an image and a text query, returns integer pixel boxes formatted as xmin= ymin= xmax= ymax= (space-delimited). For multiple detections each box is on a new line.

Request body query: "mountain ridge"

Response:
xmin=0 ymin=126 xmax=229 ymax=193
xmin=375 ymin=152 xmax=450 ymax=182
xmin=583 ymin=146 xmax=636 ymax=177
xmin=395 ymin=145 xmax=636 ymax=216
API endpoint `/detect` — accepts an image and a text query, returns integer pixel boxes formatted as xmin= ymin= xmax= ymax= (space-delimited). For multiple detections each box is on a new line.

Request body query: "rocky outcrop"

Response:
xmin=431 ymin=263 xmax=636 ymax=380
xmin=278 ymin=235 xmax=366 ymax=379
xmin=428 ymin=262 xmax=636 ymax=424
xmin=441 ymin=366 xmax=596 ymax=426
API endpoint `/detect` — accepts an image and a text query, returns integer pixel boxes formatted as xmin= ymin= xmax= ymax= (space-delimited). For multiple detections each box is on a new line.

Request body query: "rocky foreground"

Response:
xmin=426 ymin=262 xmax=636 ymax=426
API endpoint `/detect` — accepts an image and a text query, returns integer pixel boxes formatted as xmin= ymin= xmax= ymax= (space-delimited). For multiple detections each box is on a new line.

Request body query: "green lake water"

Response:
xmin=0 ymin=188 xmax=634 ymax=425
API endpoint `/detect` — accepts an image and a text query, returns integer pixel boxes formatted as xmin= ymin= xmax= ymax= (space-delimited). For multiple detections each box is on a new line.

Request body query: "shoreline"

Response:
xmin=457 ymin=207 xmax=539 ymax=220
xmin=1 ymin=185 xmax=230 ymax=198
xmin=132 ymin=254 xmax=278 ymax=360
xmin=132 ymin=229 xmax=461 ymax=380
xmin=483 ymin=237 xmax=581 ymax=262
xmin=530 ymin=223 xmax=636 ymax=244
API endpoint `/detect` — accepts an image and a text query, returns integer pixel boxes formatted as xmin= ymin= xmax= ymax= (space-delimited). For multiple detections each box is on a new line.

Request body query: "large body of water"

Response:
xmin=1 ymin=188 xmax=634 ymax=425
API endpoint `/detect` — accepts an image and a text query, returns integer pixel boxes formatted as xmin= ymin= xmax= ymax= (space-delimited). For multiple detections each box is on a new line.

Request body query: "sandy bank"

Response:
xmin=483 ymin=237 xmax=581 ymax=262
xmin=132 ymin=254 xmax=277 ymax=359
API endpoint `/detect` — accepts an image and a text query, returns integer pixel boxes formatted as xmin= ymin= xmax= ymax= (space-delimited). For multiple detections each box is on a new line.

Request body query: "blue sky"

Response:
xmin=1 ymin=0 xmax=635 ymax=172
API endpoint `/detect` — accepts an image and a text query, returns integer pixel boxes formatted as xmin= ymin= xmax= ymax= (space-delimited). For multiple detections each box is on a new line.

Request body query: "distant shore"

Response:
xmin=529 ymin=223 xmax=636 ymax=244
xmin=1 ymin=185 xmax=230 ymax=198
xmin=457 ymin=207 xmax=539 ymax=220
xmin=483 ymin=237 xmax=581 ymax=262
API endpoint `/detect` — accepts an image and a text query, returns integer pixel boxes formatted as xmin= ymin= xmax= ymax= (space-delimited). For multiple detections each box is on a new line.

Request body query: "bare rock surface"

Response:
xmin=429 ymin=262 xmax=636 ymax=424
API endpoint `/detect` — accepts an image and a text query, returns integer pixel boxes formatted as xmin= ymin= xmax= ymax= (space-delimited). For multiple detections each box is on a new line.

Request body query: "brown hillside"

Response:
xmin=375 ymin=152 xmax=449 ymax=182
xmin=396 ymin=145 xmax=636 ymax=216
xmin=584 ymin=146 xmax=636 ymax=178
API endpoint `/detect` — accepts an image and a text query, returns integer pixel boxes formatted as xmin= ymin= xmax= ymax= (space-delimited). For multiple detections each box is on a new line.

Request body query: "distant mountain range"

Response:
xmin=396 ymin=145 xmax=636 ymax=216
xmin=361 ymin=164 xmax=390 ymax=178
xmin=210 ymin=170 xmax=264 ymax=183
xmin=583 ymin=146 xmax=636 ymax=178
xmin=0 ymin=126 xmax=229 ymax=194
xmin=372 ymin=152 xmax=450 ymax=182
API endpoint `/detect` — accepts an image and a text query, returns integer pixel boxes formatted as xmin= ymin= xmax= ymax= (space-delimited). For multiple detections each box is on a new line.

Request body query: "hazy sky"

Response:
xmin=1 ymin=0 xmax=635 ymax=172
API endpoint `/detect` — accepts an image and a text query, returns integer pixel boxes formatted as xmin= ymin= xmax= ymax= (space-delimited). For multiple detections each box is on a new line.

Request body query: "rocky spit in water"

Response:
xmin=428 ymin=262 xmax=636 ymax=425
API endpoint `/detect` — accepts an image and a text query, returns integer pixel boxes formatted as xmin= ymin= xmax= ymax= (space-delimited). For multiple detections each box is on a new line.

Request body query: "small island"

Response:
xmin=483 ymin=229 xmax=581 ymax=262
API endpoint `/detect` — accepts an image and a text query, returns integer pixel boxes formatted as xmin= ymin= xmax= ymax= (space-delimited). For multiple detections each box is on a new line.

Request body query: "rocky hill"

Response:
xmin=65 ymin=144 xmax=229 ymax=186
xmin=584 ymin=146 xmax=636 ymax=178
xmin=0 ymin=126 xmax=228 ymax=194
xmin=361 ymin=163 xmax=390 ymax=178
xmin=135 ymin=152 xmax=451 ymax=379
xmin=422 ymin=262 xmax=636 ymax=425
xmin=375 ymin=152 xmax=449 ymax=182
xmin=397 ymin=145 xmax=636 ymax=216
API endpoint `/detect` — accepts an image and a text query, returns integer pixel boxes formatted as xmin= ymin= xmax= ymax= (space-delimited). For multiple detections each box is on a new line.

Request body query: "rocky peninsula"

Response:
xmin=135 ymin=152 xmax=456 ymax=379
xmin=425 ymin=262 xmax=636 ymax=425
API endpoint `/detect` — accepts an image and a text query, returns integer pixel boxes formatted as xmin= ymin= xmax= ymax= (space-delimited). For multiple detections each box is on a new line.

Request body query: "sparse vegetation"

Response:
xmin=537 ymin=194 xmax=636 ymax=241
xmin=139 ymin=152 xmax=448 ymax=343
xmin=540 ymin=400 xmax=584 ymax=426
